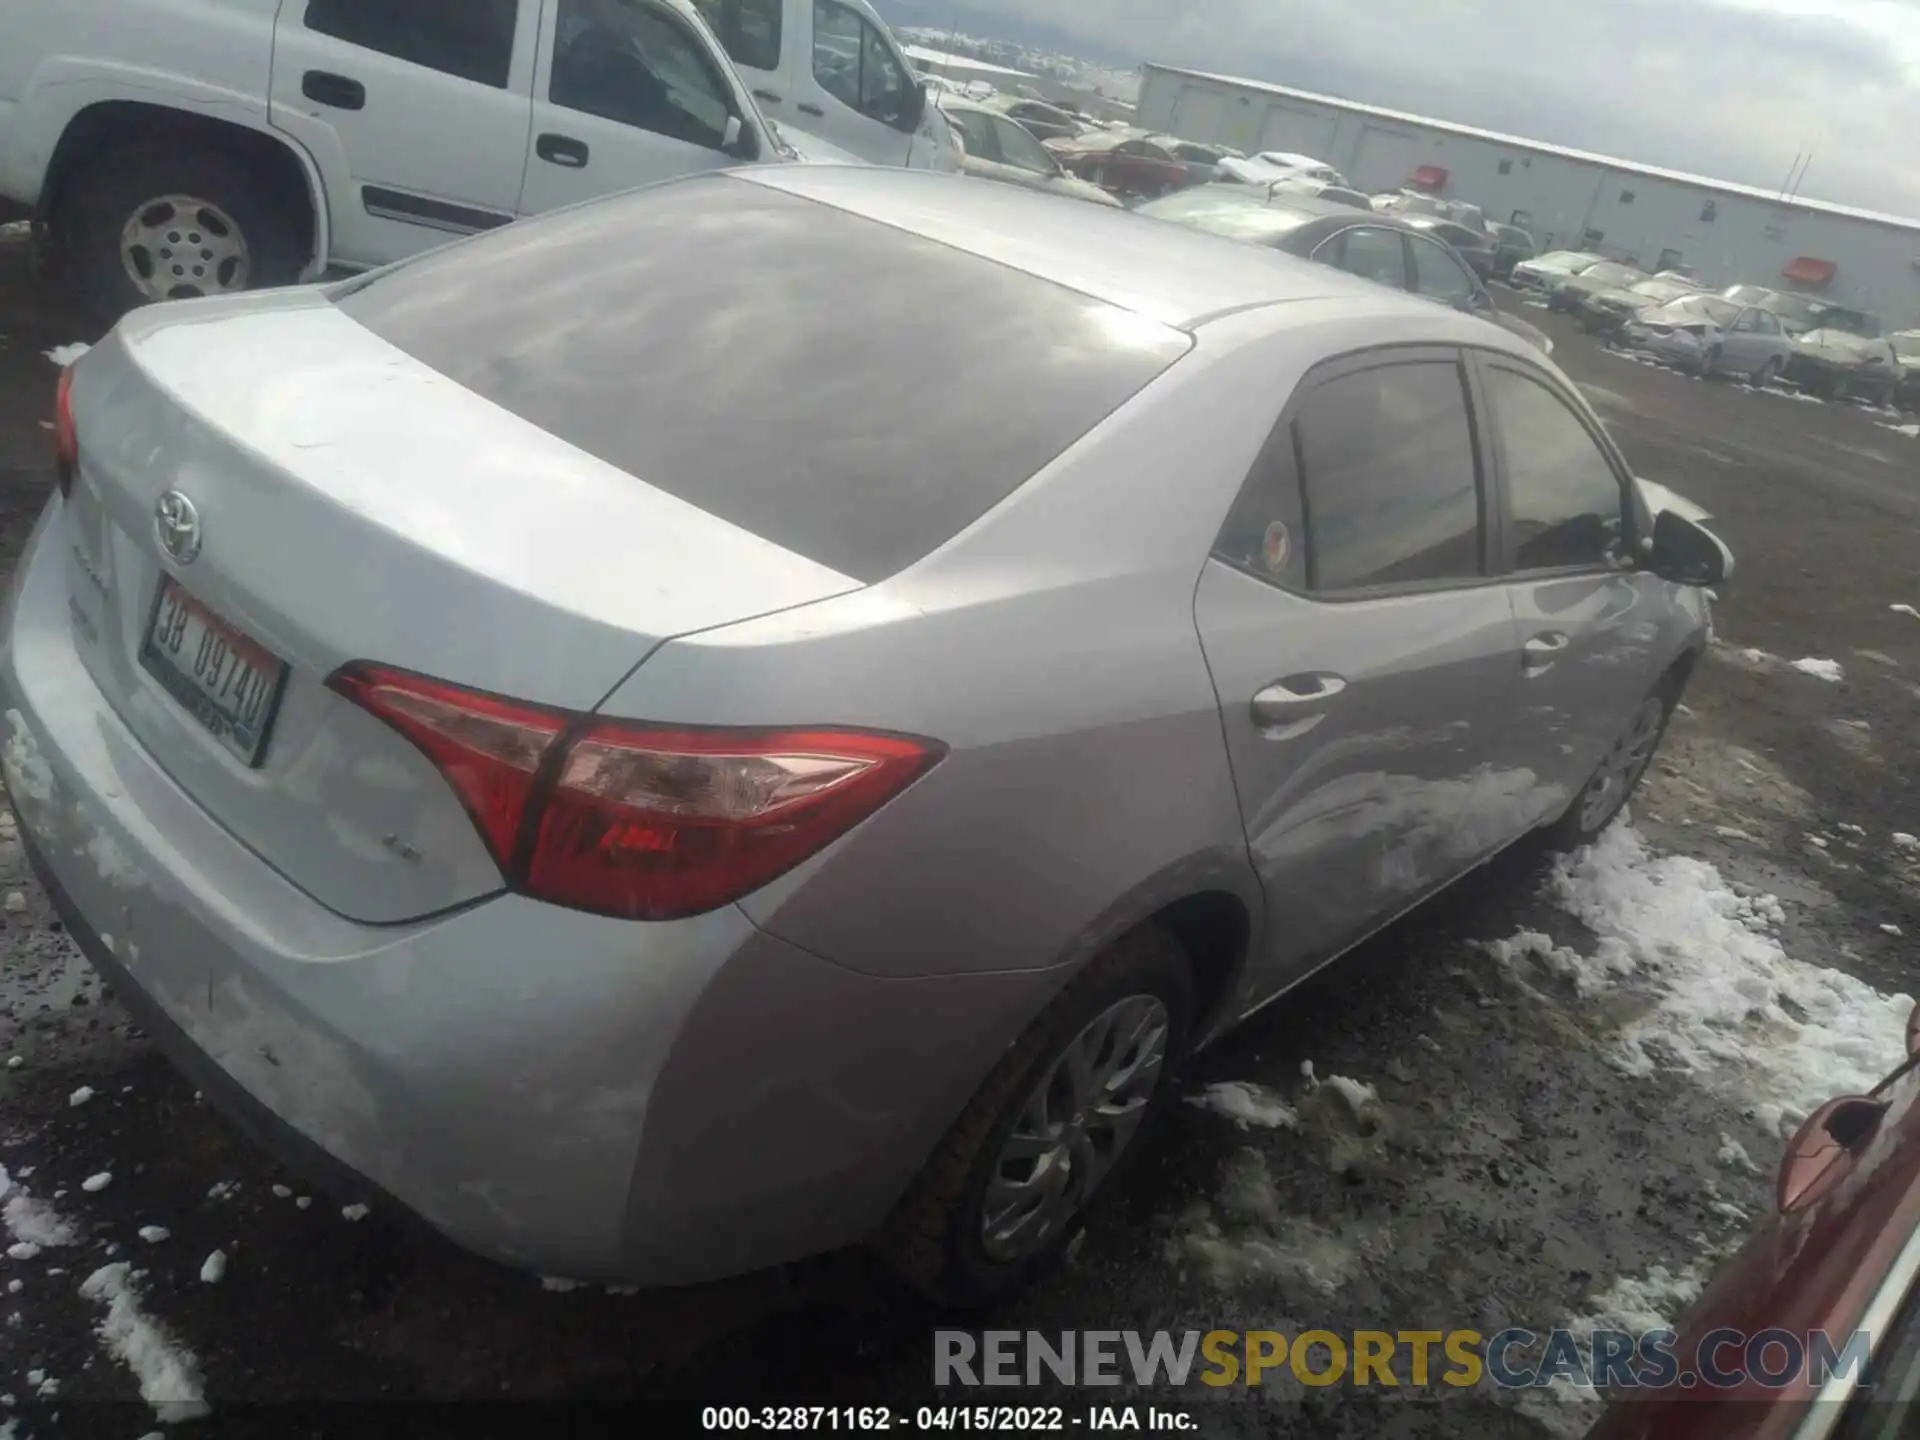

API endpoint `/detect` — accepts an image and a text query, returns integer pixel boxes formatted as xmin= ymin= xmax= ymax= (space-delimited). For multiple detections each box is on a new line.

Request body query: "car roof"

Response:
xmin=738 ymin=168 xmax=1446 ymax=330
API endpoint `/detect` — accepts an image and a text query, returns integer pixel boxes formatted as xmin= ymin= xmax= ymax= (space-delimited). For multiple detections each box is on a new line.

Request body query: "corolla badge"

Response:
xmin=154 ymin=490 xmax=202 ymax=565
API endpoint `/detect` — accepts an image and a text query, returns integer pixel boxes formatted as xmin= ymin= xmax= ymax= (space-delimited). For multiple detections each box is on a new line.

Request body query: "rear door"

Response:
xmin=1471 ymin=353 xmax=1669 ymax=829
xmin=519 ymin=0 xmax=750 ymax=217
xmin=1725 ymin=306 xmax=1770 ymax=371
xmin=689 ymin=0 xmax=789 ymax=111
xmin=269 ymin=0 xmax=537 ymax=267
xmin=1192 ymin=348 xmax=1524 ymax=1001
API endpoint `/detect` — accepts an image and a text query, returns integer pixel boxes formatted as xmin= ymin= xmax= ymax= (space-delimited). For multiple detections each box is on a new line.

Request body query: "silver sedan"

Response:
xmin=7 ymin=168 xmax=1726 ymax=1305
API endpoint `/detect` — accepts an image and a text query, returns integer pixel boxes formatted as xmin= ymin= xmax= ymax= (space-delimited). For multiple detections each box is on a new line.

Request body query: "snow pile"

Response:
xmin=340 ymin=1203 xmax=370 ymax=1222
xmin=80 ymin=1172 xmax=111 ymax=1193
xmin=1879 ymin=423 xmax=1920 ymax=439
xmin=198 ymin=1250 xmax=226 ymax=1284
xmin=1185 ymin=1080 xmax=1299 ymax=1130
xmin=69 ymin=1086 xmax=94 ymax=1108
xmin=1542 ymin=825 xmax=1910 ymax=1133
xmin=1485 ymin=930 xmax=1637 ymax=998
xmin=137 ymin=1226 xmax=169 ymax=1244
xmin=3 ymin=1166 xmax=81 ymax=1258
xmin=1790 ymin=657 xmax=1844 ymax=683
xmin=1164 ymin=1151 xmax=1363 ymax=1294
xmin=77 ymin=1263 xmax=209 ymax=1422
xmin=43 ymin=343 xmax=91 ymax=368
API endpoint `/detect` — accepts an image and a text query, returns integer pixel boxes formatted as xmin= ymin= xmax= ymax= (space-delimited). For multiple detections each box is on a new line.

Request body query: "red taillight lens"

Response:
xmin=54 ymin=367 xmax=78 ymax=495
xmin=328 ymin=664 xmax=568 ymax=866
xmin=330 ymin=663 xmax=943 ymax=921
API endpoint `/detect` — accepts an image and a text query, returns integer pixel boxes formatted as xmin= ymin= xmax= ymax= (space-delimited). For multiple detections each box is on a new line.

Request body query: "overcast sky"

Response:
xmin=936 ymin=0 xmax=1920 ymax=215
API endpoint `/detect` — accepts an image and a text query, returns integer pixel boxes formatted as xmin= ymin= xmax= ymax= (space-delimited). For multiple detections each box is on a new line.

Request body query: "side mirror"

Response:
xmin=1778 ymin=1095 xmax=1887 ymax=1212
xmin=1647 ymin=509 xmax=1732 ymax=587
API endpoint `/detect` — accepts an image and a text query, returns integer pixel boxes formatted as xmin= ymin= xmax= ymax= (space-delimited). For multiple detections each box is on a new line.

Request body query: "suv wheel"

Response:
xmin=61 ymin=144 xmax=302 ymax=322
xmin=877 ymin=926 xmax=1193 ymax=1306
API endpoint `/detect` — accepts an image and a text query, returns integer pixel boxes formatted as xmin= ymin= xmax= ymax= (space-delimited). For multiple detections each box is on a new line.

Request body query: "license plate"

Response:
xmin=140 ymin=577 xmax=288 ymax=767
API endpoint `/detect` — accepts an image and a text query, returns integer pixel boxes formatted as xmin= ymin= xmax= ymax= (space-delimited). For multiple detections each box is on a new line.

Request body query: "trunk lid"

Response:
xmin=59 ymin=291 xmax=861 ymax=923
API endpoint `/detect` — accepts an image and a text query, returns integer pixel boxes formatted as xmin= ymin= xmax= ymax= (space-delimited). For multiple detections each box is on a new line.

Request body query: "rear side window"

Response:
xmin=812 ymin=0 xmax=912 ymax=125
xmin=304 ymin=0 xmax=517 ymax=88
xmin=1481 ymin=367 xmax=1625 ymax=572
xmin=690 ymin=0 xmax=782 ymax=70
xmin=1409 ymin=238 xmax=1477 ymax=305
xmin=1295 ymin=361 xmax=1484 ymax=591
xmin=332 ymin=177 xmax=1188 ymax=583
xmin=1316 ymin=227 xmax=1407 ymax=290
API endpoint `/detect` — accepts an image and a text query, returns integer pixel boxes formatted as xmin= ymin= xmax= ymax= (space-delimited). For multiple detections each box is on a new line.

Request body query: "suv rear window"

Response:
xmin=332 ymin=176 xmax=1188 ymax=582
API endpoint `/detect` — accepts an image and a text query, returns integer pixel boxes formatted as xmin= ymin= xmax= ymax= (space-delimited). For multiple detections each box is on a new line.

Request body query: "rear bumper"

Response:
xmin=0 ymin=495 xmax=1052 ymax=1284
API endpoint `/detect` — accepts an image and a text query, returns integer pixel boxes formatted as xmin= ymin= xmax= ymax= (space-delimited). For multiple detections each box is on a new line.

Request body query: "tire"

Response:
xmin=59 ymin=142 xmax=302 ymax=323
xmin=1752 ymin=356 xmax=1782 ymax=388
xmin=876 ymin=925 xmax=1195 ymax=1307
xmin=1537 ymin=679 xmax=1678 ymax=855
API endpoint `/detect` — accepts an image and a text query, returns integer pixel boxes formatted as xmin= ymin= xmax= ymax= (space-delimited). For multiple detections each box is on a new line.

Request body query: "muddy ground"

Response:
xmin=3 ymin=225 xmax=1919 ymax=1437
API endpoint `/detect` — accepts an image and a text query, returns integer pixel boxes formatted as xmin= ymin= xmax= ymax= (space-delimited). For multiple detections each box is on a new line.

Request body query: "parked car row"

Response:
xmin=1130 ymin=184 xmax=1552 ymax=354
xmin=1512 ymin=250 xmax=1915 ymax=405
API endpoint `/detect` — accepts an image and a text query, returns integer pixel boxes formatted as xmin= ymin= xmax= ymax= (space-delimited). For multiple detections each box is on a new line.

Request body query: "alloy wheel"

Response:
xmin=1578 ymin=696 xmax=1666 ymax=834
xmin=120 ymin=194 xmax=250 ymax=302
xmin=979 ymin=994 xmax=1170 ymax=1263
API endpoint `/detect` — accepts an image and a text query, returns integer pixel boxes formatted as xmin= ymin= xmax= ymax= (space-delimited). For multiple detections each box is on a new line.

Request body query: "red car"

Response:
xmin=1043 ymin=133 xmax=1193 ymax=200
xmin=1591 ymin=1001 xmax=1920 ymax=1438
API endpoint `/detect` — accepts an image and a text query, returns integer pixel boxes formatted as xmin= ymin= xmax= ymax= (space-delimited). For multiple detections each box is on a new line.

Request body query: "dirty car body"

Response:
xmin=4 ymin=168 xmax=1716 ymax=1288
xmin=1591 ymin=1019 xmax=1920 ymax=1440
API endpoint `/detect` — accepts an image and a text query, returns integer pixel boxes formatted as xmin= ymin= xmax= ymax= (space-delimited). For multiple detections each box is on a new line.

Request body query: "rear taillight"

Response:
xmin=53 ymin=367 xmax=77 ymax=496
xmin=329 ymin=662 xmax=944 ymax=921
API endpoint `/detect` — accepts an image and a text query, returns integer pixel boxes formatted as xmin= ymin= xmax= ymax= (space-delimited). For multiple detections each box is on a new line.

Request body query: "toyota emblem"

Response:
xmin=154 ymin=490 xmax=202 ymax=565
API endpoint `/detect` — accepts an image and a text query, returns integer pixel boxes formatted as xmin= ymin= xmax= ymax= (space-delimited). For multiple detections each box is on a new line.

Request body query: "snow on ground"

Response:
xmin=77 ymin=1263 xmax=209 ymax=1421
xmin=1879 ymin=423 xmax=1920 ymax=438
xmin=1510 ymin=823 xmax=1911 ymax=1135
xmin=2 ymin=1167 xmax=80 ymax=1254
xmin=41 ymin=343 xmax=89 ymax=368
xmin=1163 ymin=1149 xmax=1367 ymax=1294
xmin=1184 ymin=1080 xmax=1299 ymax=1130
xmin=1789 ymin=657 xmax=1844 ymax=682
xmin=1522 ymin=1260 xmax=1717 ymax=1431
xmin=198 ymin=1250 xmax=226 ymax=1285
xmin=1893 ymin=604 xmax=1919 ymax=619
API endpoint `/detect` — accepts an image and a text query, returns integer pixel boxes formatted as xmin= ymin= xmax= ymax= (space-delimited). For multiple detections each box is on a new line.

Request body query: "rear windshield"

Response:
xmin=333 ymin=175 xmax=1188 ymax=582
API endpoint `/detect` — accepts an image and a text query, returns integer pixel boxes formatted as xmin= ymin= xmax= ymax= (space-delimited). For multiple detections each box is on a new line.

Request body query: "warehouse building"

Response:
xmin=1138 ymin=65 xmax=1920 ymax=325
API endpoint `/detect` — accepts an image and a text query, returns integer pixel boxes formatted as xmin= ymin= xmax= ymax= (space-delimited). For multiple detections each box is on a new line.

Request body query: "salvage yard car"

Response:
xmin=1134 ymin=185 xmax=1553 ymax=352
xmin=1592 ymin=1003 xmax=1920 ymax=1439
xmin=940 ymin=97 xmax=1119 ymax=206
xmin=1618 ymin=292 xmax=1795 ymax=384
xmin=1508 ymin=249 xmax=1607 ymax=295
xmin=1550 ymin=259 xmax=1650 ymax=314
xmin=1487 ymin=220 xmax=1537 ymax=278
xmin=1577 ymin=275 xmax=1710 ymax=336
xmin=1044 ymin=132 xmax=1192 ymax=198
xmin=0 ymin=0 xmax=951 ymax=319
xmin=7 ymin=168 xmax=1728 ymax=1303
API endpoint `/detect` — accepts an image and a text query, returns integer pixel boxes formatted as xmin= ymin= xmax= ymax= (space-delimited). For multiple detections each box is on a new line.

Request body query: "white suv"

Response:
xmin=0 ymin=0 xmax=946 ymax=318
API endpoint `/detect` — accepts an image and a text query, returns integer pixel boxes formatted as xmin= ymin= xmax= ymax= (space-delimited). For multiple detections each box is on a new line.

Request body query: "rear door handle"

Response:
xmin=753 ymin=88 xmax=783 ymax=104
xmin=1523 ymin=631 xmax=1571 ymax=673
xmin=1251 ymin=673 xmax=1347 ymax=736
xmin=536 ymin=133 xmax=590 ymax=168
xmin=797 ymin=102 xmax=826 ymax=117
xmin=302 ymin=70 xmax=366 ymax=111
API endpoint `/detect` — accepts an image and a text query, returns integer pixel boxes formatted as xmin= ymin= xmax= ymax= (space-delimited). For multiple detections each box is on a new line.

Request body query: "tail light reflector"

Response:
xmin=54 ymin=367 xmax=78 ymax=496
xmin=330 ymin=663 xmax=943 ymax=921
